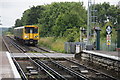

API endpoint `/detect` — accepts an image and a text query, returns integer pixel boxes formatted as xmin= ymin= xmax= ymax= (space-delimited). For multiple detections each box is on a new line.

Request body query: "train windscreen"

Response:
xmin=25 ymin=27 xmax=38 ymax=33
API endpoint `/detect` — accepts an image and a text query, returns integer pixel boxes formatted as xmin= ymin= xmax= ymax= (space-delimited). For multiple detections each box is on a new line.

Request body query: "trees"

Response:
xmin=21 ymin=6 xmax=45 ymax=25
xmin=14 ymin=2 xmax=118 ymax=39
xmin=38 ymin=2 xmax=87 ymax=37
xmin=94 ymin=2 xmax=118 ymax=27
xmin=15 ymin=19 xmax=23 ymax=27
xmin=15 ymin=6 xmax=45 ymax=27
xmin=53 ymin=12 xmax=83 ymax=37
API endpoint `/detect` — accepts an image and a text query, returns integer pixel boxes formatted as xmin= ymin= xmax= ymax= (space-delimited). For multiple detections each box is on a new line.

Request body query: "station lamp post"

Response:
xmin=94 ymin=27 xmax=101 ymax=50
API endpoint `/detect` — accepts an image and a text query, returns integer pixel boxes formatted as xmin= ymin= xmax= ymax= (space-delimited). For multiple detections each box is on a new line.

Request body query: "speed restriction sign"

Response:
xmin=106 ymin=26 xmax=112 ymax=34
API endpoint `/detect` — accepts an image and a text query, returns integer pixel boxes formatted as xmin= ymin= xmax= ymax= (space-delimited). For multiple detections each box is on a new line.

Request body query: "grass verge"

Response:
xmin=38 ymin=37 xmax=66 ymax=53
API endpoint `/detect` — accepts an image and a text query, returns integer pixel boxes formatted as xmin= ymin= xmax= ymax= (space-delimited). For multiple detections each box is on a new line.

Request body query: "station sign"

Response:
xmin=106 ymin=34 xmax=111 ymax=46
xmin=106 ymin=26 xmax=112 ymax=34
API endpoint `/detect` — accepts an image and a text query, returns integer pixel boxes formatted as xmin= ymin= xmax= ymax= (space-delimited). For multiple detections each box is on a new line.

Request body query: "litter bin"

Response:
xmin=76 ymin=44 xmax=81 ymax=53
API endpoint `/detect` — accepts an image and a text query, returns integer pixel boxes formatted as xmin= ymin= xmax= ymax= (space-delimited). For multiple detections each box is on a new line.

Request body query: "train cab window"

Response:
xmin=25 ymin=27 xmax=38 ymax=33
xmin=34 ymin=28 xmax=38 ymax=33
xmin=25 ymin=27 xmax=30 ymax=33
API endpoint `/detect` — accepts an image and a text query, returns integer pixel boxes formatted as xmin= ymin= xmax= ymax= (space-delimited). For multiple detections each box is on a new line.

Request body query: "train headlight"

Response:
xmin=24 ymin=36 xmax=28 ymax=38
xmin=35 ymin=36 xmax=38 ymax=38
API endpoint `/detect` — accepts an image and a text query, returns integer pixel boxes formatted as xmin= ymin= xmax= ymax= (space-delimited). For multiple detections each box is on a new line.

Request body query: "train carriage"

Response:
xmin=14 ymin=25 xmax=39 ymax=45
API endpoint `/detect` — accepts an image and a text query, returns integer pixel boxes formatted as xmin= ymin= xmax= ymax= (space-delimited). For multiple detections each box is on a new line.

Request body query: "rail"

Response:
xmin=36 ymin=59 xmax=67 ymax=80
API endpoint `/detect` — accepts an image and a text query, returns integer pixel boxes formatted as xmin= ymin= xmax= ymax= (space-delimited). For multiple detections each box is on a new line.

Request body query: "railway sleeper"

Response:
xmin=36 ymin=59 xmax=67 ymax=80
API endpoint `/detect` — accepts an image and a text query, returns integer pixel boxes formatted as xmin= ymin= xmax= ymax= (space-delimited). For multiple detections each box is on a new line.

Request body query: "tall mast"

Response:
xmin=87 ymin=0 xmax=92 ymax=44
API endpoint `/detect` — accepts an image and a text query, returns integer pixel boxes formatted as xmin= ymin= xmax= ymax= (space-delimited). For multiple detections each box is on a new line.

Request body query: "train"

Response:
xmin=14 ymin=25 xmax=39 ymax=45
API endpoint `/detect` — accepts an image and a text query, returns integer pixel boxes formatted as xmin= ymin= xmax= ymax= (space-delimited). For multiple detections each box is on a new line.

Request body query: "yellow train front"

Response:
xmin=14 ymin=25 xmax=39 ymax=45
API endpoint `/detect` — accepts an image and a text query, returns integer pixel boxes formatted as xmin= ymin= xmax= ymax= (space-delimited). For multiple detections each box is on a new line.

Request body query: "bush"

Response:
xmin=67 ymin=36 xmax=75 ymax=42
xmin=38 ymin=37 xmax=66 ymax=52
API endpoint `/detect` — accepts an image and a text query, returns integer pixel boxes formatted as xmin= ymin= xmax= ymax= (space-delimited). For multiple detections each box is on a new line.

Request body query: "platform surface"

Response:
xmin=0 ymin=51 xmax=14 ymax=79
xmin=11 ymin=53 xmax=74 ymax=58
xmin=93 ymin=50 xmax=120 ymax=57
xmin=83 ymin=50 xmax=120 ymax=61
xmin=0 ymin=52 xmax=21 ymax=79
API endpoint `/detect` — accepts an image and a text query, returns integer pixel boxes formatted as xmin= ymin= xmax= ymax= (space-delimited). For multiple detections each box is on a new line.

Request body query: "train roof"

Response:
xmin=14 ymin=25 xmax=38 ymax=29
xmin=14 ymin=26 xmax=24 ymax=29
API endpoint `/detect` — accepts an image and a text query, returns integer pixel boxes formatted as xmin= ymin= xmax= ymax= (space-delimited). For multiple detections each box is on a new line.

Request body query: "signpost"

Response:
xmin=106 ymin=34 xmax=111 ymax=46
xmin=106 ymin=26 xmax=112 ymax=51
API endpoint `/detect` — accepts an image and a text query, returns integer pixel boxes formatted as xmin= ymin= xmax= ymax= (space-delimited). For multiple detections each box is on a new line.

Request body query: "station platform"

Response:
xmin=83 ymin=50 xmax=120 ymax=61
xmin=11 ymin=53 xmax=74 ymax=58
xmin=0 ymin=51 xmax=21 ymax=80
xmin=92 ymin=50 xmax=120 ymax=57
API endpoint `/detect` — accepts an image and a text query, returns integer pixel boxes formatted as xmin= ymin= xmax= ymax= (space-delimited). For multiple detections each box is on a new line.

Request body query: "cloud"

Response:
xmin=0 ymin=0 xmax=119 ymax=27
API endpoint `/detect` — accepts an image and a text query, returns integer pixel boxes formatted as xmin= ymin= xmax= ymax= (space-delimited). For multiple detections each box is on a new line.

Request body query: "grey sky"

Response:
xmin=0 ymin=0 xmax=119 ymax=28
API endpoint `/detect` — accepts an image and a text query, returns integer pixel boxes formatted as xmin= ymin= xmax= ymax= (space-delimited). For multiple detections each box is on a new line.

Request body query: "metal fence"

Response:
xmin=64 ymin=42 xmax=85 ymax=54
xmin=64 ymin=41 xmax=117 ymax=54
xmin=101 ymin=43 xmax=117 ymax=51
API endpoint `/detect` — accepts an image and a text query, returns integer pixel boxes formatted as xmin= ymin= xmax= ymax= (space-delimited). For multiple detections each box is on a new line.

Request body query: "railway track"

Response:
xmin=2 ymin=36 xmax=22 ymax=53
xmin=10 ymin=37 xmax=88 ymax=80
xmin=2 ymin=36 xmax=57 ymax=80
xmin=2 ymin=36 xmax=120 ymax=80
xmin=63 ymin=58 xmax=118 ymax=80
xmin=36 ymin=59 xmax=88 ymax=80
xmin=40 ymin=53 xmax=118 ymax=80
xmin=7 ymin=36 xmax=52 ymax=53
xmin=2 ymin=36 xmax=88 ymax=80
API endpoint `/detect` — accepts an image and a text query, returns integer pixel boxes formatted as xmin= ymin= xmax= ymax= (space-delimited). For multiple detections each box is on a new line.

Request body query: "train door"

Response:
xmin=25 ymin=27 xmax=34 ymax=39
xmin=29 ymin=28 xmax=34 ymax=39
